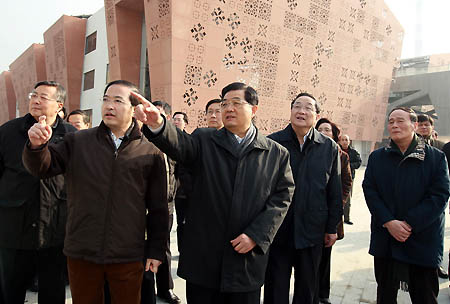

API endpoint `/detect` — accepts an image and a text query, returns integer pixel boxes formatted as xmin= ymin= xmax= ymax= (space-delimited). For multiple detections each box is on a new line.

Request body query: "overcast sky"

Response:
xmin=1 ymin=0 xmax=449 ymax=71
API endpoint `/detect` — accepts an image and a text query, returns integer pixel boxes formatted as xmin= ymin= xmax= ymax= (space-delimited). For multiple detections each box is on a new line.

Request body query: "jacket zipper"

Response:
xmin=100 ymin=137 xmax=125 ymax=262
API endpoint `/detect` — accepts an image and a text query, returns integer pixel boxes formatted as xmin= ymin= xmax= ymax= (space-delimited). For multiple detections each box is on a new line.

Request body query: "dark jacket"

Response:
xmin=420 ymin=134 xmax=445 ymax=151
xmin=340 ymin=150 xmax=353 ymax=205
xmin=362 ymin=137 xmax=450 ymax=267
xmin=0 ymin=114 xmax=75 ymax=250
xmin=23 ymin=120 xmax=169 ymax=264
xmin=268 ymin=125 xmax=342 ymax=249
xmin=143 ymin=120 xmax=294 ymax=292
xmin=343 ymin=146 xmax=361 ymax=179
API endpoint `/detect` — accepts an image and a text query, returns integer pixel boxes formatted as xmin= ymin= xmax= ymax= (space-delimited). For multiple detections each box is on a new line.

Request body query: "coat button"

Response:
xmin=32 ymin=223 xmax=37 ymax=228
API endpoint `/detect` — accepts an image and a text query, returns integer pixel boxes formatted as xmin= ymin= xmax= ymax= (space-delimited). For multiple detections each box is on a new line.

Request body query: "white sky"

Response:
xmin=1 ymin=0 xmax=449 ymax=71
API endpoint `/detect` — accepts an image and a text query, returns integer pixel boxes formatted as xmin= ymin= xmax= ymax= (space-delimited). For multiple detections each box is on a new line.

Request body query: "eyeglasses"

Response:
xmin=292 ymin=102 xmax=316 ymax=113
xmin=28 ymin=92 xmax=57 ymax=103
xmin=220 ymin=99 xmax=250 ymax=109
xmin=102 ymin=96 xmax=131 ymax=106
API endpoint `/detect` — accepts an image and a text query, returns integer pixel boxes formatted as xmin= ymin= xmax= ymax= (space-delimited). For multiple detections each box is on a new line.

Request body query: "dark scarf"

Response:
xmin=225 ymin=123 xmax=256 ymax=157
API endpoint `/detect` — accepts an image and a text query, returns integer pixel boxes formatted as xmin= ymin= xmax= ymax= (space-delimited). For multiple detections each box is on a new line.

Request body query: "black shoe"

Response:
xmin=157 ymin=290 xmax=181 ymax=304
xmin=344 ymin=220 xmax=353 ymax=225
xmin=319 ymin=298 xmax=332 ymax=304
xmin=438 ymin=266 xmax=449 ymax=279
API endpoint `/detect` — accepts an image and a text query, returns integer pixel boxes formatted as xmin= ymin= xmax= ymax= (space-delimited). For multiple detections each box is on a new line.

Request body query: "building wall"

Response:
xmin=0 ymin=71 xmax=16 ymax=125
xmin=44 ymin=15 xmax=87 ymax=113
xmin=114 ymin=0 xmax=403 ymax=141
xmin=80 ymin=7 xmax=109 ymax=127
xmin=9 ymin=44 xmax=47 ymax=116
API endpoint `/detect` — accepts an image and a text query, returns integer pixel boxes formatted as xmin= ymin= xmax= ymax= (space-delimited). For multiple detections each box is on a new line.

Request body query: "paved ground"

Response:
xmin=26 ymin=167 xmax=450 ymax=303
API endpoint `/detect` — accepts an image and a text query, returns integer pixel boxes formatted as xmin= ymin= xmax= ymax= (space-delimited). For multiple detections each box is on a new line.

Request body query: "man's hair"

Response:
xmin=34 ymin=81 xmax=66 ymax=104
xmin=388 ymin=107 xmax=418 ymax=122
xmin=67 ymin=109 xmax=90 ymax=125
xmin=315 ymin=118 xmax=340 ymax=142
xmin=417 ymin=113 xmax=434 ymax=125
xmin=220 ymin=82 xmax=258 ymax=106
xmin=153 ymin=100 xmax=172 ymax=116
xmin=173 ymin=111 xmax=188 ymax=124
xmin=290 ymin=92 xmax=320 ymax=114
xmin=205 ymin=99 xmax=222 ymax=113
xmin=103 ymin=80 xmax=140 ymax=106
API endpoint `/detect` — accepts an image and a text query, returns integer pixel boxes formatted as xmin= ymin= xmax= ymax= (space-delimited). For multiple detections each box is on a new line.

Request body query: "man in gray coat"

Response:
xmin=134 ymin=82 xmax=294 ymax=304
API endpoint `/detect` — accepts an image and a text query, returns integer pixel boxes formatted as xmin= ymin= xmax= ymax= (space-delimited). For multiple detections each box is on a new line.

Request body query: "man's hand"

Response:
xmin=28 ymin=115 xmax=52 ymax=149
xmin=131 ymin=91 xmax=164 ymax=129
xmin=145 ymin=258 xmax=162 ymax=273
xmin=384 ymin=220 xmax=412 ymax=242
xmin=230 ymin=233 xmax=256 ymax=254
xmin=324 ymin=233 xmax=337 ymax=247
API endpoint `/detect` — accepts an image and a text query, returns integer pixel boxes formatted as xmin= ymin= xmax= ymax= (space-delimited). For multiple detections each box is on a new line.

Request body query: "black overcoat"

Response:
xmin=143 ymin=121 xmax=294 ymax=292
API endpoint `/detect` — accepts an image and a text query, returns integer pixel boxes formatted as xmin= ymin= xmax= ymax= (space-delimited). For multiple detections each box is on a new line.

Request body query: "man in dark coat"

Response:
xmin=417 ymin=114 xmax=445 ymax=150
xmin=338 ymin=134 xmax=361 ymax=225
xmin=22 ymin=80 xmax=169 ymax=304
xmin=264 ymin=92 xmax=342 ymax=304
xmin=134 ymin=82 xmax=294 ymax=304
xmin=0 ymin=81 xmax=76 ymax=304
xmin=363 ymin=107 xmax=450 ymax=303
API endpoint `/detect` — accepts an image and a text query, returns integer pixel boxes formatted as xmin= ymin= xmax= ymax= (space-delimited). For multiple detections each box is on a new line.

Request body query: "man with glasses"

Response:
xmin=205 ymin=99 xmax=223 ymax=129
xmin=134 ymin=82 xmax=294 ymax=304
xmin=22 ymin=80 xmax=169 ymax=304
xmin=264 ymin=92 xmax=342 ymax=304
xmin=0 ymin=81 xmax=76 ymax=304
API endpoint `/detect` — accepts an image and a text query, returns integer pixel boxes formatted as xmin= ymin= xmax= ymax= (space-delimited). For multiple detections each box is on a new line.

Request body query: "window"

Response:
xmin=85 ymin=32 xmax=97 ymax=54
xmin=83 ymin=70 xmax=95 ymax=91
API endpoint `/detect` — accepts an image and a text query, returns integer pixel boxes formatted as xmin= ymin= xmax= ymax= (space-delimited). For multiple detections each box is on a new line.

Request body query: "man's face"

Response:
xmin=101 ymin=84 xmax=134 ymax=131
xmin=206 ymin=103 xmax=223 ymax=129
xmin=339 ymin=135 xmax=350 ymax=149
xmin=173 ymin=114 xmax=187 ymax=131
xmin=28 ymin=85 xmax=62 ymax=121
xmin=221 ymin=90 xmax=257 ymax=134
xmin=290 ymin=96 xmax=319 ymax=130
xmin=317 ymin=122 xmax=333 ymax=139
xmin=68 ymin=114 xmax=89 ymax=130
xmin=417 ymin=120 xmax=433 ymax=137
xmin=388 ymin=110 xmax=417 ymax=144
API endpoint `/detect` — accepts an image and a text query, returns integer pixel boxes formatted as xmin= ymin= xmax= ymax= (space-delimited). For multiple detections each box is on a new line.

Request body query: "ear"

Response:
xmin=56 ymin=102 xmax=63 ymax=114
xmin=412 ymin=121 xmax=418 ymax=131
xmin=251 ymin=105 xmax=258 ymax=117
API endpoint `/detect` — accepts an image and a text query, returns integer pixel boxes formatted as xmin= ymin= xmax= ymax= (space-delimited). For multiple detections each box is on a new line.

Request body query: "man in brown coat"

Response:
xmin=23 ymin=80 xmax=169 ymax=304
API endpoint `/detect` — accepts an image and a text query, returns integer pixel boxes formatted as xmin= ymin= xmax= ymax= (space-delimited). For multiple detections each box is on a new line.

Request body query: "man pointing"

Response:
xmin=22 ymin=80 xmax=169 ymax=304
xmin=134 ymin=82 xmax=294 ymax=304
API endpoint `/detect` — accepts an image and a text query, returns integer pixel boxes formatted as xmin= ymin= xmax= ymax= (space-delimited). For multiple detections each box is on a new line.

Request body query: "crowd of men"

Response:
xmin=0 ymin=79 xmax=449 ymax=304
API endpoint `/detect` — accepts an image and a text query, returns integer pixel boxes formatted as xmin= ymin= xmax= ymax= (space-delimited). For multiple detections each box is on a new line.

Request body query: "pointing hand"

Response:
xmin=28 ymin=115 xmax=52 ymax=148
xmin=131 ymin=92 xmax=164 ymax=128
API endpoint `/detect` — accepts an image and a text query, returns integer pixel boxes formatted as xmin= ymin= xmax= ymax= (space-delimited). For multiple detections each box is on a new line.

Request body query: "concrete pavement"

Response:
xmin=26 ymin=167 xmax=450 ymax=303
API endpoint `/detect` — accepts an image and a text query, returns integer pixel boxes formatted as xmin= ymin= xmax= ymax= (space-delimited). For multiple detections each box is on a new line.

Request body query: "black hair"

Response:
xmin=34 ymin=81 xmax=66 ymax=104
xmin=220 ymin=82 xmax=258 ymax=106
xmin=103 ymin=80 xmax=140 ymax=106
xmin=205 ymin=99 xmax=222 ymax=113
xmin=388 ymin=107 xmax=418 ymax=122
xmin=67 ymin=109 xmax=90 ymax=125
xmin=173 ymin=111 xmax=188 ymax=124
xmin=315 ymin=118 xmax=340 ymax=142
xmin=290 ymin=92 xmax=320 ymax=114
xmin=152 ymin=100 xmax=172 ymax=116
xmin=417 ymin=113 xmax=434 ymax=125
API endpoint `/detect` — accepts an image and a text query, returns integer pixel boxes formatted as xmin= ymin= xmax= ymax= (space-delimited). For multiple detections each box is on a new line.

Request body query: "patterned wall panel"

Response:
xmin=146 ymin=0 xmax=403 ymax=141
